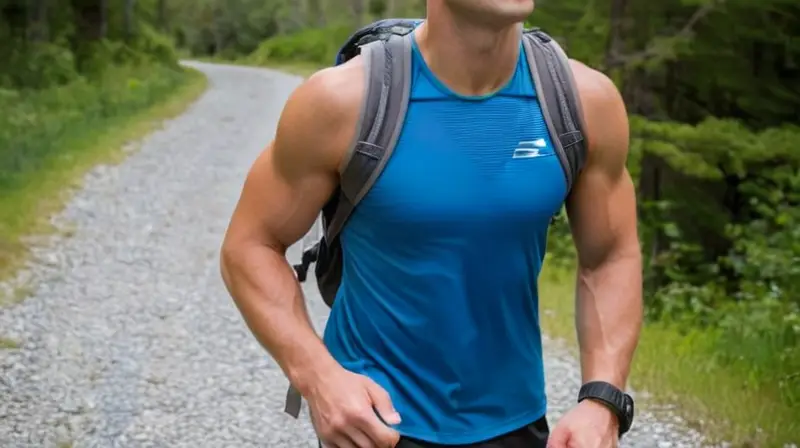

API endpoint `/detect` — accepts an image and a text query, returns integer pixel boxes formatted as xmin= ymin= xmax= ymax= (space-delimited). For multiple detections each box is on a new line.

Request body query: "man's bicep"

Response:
xmin=223 ymin=74 xmax=351 ymax=253
xmin=227 ymin=143 xmax=337 ymax=253
xmin=565 ymin=63 xmax=638 ymax=269
xmin=566 ymin=165 xmax=637 ymax=269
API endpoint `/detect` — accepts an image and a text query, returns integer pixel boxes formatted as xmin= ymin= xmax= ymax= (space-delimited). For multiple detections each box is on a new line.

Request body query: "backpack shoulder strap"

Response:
xmin=324 ymin=32 xmax=414 ymax=243
xmin=283 ymin=32 xmax=413 ymax=420
xmin=522 ymin=29 xmax=588 ymax=193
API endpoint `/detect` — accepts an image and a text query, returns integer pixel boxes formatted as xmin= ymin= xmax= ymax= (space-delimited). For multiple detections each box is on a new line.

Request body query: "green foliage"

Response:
xmin=0 ymin=0 xmax=193 ymax=247
xmin=0 ymin=0 xmax=183 ymax=89
xmin=170 ymin=0 xmax=428 ymax=58
xmin=0 ymin=63 xmax=189 ymax=195
xmin=248 ymin=25 xmax=353 ymax=66
xmin=171 ymin=0 xmax=283 ymax=57
xmin=0 ymin=40 xmax=80 ymax=89
xmin=127 ymin=23 xmax=180 ymax=66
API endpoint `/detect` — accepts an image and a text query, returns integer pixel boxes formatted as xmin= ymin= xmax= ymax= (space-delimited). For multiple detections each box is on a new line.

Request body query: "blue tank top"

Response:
xmin=322 ymin=36 xmax=567 ymax=444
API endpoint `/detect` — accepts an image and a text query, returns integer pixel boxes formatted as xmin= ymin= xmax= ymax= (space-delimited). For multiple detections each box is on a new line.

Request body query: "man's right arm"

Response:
xmin=219 ymin=64 xmax=360 ymax=396
xmin=222 ymin=63 xmax=402 ymax=448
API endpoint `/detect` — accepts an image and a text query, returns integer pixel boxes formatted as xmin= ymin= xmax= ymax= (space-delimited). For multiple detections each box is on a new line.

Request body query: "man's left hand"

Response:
xmin=547 ymin=399 xmax=619 ymax=448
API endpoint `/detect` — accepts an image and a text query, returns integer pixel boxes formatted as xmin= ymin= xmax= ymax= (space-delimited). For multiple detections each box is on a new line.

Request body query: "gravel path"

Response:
xmin=0 ymin=61 xmax=707 ymax=448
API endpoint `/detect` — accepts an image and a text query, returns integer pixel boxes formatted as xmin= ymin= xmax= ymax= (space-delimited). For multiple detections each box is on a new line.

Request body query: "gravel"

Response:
xmin=0 ymin=61 xmax=709 ymax=447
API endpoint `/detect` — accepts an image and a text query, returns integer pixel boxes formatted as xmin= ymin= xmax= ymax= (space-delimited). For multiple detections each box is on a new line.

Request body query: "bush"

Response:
xmin=0 ymin=63 xmax=190 ymax=196
xmin=0 ymin=39 xmax=80 ymax=89
xmin=0 ymin=25 xmax=180 ymax=90
xmin=127 ymin=23 xmax=181 ymax=67
xmin=76 ymin=28 xmax=180 ymax=78
xmin=247 ymin=25 xmax=354 ymax=66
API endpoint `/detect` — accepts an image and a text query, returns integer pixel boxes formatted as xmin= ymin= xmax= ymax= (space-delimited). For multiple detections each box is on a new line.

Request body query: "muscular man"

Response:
xmin=220 ymin=1 xmax=642 ymax=447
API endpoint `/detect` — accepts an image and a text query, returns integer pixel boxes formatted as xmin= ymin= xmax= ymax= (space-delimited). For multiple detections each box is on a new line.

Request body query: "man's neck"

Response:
xmin=414 ymin=17 xmax=522 ymax=97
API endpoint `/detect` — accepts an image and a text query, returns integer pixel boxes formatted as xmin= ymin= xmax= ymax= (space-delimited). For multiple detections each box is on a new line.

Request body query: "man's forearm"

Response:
xmin=220 ymin=244 xmax=339 ymax=395
xmin=575 ymin=251 xmax=643 ymax=389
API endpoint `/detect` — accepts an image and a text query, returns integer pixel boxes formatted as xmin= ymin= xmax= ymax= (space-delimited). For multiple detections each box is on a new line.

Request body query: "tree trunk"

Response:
xmin=71 ymin=0 xmax=107 ymax=41
xmin=27 ymin=0 xmax=49 ymax=42
xmin=307 ymin=0 xmax=324 ymax=26
xmin=351 ymin=0 xmax=364 ymax=27
xmin=2 ymin=0 xmax=27 ymax=39
xmin=603 ymin=0 xmax=628 ymax=70
xmin=156 ymin=0 xmax=167 ymax=31
xmin=638 ymin=153 xmax=663 ymax=294
xmin=123 ymin=0 xmax=137 ymax=42
xmin=289 ymin=0 xmax=304 ymax=31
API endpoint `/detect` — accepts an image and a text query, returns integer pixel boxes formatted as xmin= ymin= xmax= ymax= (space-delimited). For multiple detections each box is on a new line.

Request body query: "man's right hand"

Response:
xmin=308 ymin=366 xmax=402 ymax=448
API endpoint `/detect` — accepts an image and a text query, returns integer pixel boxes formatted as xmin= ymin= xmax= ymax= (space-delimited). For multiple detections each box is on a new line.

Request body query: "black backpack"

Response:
xmin=284 ymin=18 xmax=588 ymax=418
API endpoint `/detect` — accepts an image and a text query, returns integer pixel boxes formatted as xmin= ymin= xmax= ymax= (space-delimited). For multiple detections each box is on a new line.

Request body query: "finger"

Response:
xmin=344 ymin=427 xmax=377 ymax=448
xmin=353 ymin=408 xmax=401 ymax=447
xmin=362 ymin=419 xmax=401 ymax=447
xmin=364 ymin=380 xmax=401 ymax=425
xmin=546 ymin=425 xmax=570 ymax=448
xmin=324 ymin=435 xmax=357 ymax=448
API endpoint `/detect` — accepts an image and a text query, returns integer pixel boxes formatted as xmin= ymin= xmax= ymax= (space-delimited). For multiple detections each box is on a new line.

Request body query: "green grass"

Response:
xmin=0 ymin=64 xmax=207 ymax=306
xmin=0 ymin=336 xmax=19 ymax=349
xmin=538 ymin=265 xmax=799 ymax=448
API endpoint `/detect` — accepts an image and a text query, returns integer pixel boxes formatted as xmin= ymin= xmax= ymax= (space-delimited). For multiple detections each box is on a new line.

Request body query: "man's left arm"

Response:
xmin=546 ymin=63 xmax=643 ymax=448
xmin=566 ymin=63 xmax=643 ymax=394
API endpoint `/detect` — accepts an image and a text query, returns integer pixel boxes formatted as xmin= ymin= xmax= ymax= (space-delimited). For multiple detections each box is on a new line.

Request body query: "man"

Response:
xmin=220 ymin=0 xmax=642 ymax=447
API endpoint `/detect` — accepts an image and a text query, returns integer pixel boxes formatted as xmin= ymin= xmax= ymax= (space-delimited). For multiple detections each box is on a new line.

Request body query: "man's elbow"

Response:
xmin=218 ymin=236 xmax=288 ymax=298
xmin=219 ymin=239 xmax=240 ymax=297
xmin=218 ymin=235 xmax=255 ymax=294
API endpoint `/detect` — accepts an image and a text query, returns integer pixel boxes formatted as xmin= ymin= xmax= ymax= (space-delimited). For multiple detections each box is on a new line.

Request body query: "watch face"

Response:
xmin=624 ymin=395 xmax=635 ymax=421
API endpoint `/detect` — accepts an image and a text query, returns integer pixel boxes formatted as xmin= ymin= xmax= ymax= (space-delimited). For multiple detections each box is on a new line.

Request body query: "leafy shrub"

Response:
xmin=0 ymin=25 xmax=179 ymax=90
xmin=128 ymin=23 xmax=181 ymax=66
xmin=0 ymin=63 xmax=190 ymax=195
xmin=248 ymin=25 xmax=354 ymax=66
xmin=0 ymin=39 xmax=80 ymax=89
xmin=77 ymin=27 xmax=180 ymax=77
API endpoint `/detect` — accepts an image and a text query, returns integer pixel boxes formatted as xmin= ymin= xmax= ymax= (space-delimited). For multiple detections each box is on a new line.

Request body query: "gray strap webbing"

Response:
xmin=325 ymin=33 xmax=413 ymax=244
xmin=283 ymin=32 xmax=413 ymax=419
xmin=522 ymin=32 xmax=587 ymax=193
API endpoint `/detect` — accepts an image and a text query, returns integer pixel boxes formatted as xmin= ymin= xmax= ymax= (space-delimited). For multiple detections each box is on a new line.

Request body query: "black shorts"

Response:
xmin=320 ymin=415 xmax=549 ymax=448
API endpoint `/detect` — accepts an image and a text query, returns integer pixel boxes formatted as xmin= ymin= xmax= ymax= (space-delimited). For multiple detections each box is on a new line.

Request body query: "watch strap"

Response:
xmin=578 ymin=381 xmax=633 ymax=437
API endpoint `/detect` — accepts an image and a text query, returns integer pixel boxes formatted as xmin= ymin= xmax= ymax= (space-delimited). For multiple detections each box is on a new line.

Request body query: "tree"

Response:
xmin=123 ymin=0 xmax=137 ymax=42
xmin=71 ymin=0 xmax=108 ymax=41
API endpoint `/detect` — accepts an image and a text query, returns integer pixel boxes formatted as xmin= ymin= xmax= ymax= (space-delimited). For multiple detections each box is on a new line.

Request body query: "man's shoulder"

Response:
xmin=292 ymin=56 xmax=366 ymax=131
xmin=567 ymin=60 xmax=622 ymax=113
xmin=274 ymin=56 xmax=366 ymax=171
xmin=566 ymin=59 xmax=628 ymax=157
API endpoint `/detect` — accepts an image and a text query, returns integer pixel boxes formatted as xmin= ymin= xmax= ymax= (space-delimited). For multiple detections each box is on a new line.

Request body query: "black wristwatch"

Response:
xmin=578 ymin=381 xmax=635 ymax=438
